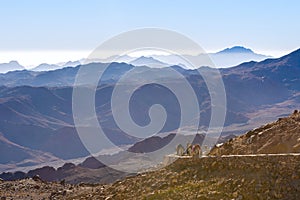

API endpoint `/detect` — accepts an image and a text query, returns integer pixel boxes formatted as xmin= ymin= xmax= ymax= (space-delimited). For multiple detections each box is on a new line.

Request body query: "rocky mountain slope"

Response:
xmin=0 ymin=132 xmax=58 ymax=164
xmin=209 ymin=110 xmax=300 ymax=156
xmin=1 ymin=155 xmax=299 ymax=199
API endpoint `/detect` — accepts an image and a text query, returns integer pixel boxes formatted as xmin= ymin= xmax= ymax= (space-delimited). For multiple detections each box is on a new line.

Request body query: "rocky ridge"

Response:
xmin=209 ymin=110 xmax=300 ymax=156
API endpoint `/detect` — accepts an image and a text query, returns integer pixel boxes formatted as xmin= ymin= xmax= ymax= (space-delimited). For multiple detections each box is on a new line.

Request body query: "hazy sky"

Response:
xmin=1 ymin=0 xmax=300 ymax=66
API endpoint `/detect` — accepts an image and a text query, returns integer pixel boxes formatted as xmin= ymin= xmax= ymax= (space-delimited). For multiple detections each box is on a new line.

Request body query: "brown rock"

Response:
xmin=32 ymin=175 xmax=42 ymax=182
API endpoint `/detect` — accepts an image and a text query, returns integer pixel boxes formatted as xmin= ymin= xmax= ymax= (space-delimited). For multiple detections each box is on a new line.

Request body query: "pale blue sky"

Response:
xmin=1 ymin=0 xmax=300 ymax=65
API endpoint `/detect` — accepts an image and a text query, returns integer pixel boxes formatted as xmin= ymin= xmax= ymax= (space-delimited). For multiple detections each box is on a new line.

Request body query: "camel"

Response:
xmin=191 ymin=144 xmax=202 ymax=158
xmin=176 ymin=143 xmax=203 ymax=158
xmin=186 ymin=143 xmax=193 ymax=156
xmin=176 ymin=144 xmax=185 ymax=156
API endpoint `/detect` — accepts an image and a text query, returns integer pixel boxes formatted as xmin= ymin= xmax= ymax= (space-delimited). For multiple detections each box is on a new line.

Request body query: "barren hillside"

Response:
xmin=209 ymin=110 xmax=300 ymax=156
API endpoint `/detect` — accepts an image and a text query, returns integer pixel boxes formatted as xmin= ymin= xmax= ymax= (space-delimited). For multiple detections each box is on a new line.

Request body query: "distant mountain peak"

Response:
xmin=131 ymin=56 xmax=163 ymax=63
xmin=211 ymin=46 xmax=270 ymax=68
xmin=32 ymin=63 xmax=63 ymax=72
xmin=130 ymin=56 xmax=169 ymax=68
xmin=9 ymin=60 xmax=21 ymax=65
xmin=217 ymin=46 xmax=254 ymax=54
xmin=0 ymin=60 xmax=24 ymax=73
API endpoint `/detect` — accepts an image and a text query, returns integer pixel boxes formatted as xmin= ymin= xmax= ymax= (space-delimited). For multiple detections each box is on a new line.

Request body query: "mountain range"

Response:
xmin=0 ymin=47 xmax=299 ymax=172
xmin=0 ymin=46 xmax=270 ymax=73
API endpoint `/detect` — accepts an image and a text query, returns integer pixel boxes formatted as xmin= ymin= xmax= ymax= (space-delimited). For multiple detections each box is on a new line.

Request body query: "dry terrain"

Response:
xmin=1 ymin=154 xmax=300 ymax=200
xmin=2 ymin=111 xmax=300 ymax=199
xmin=209 ymin=111 xmax=300 ymax=156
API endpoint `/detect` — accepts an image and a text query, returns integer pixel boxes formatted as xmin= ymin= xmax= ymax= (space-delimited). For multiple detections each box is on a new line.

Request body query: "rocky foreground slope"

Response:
xmin=209 ymin=110 xmax=300 ymax=156
xmin=1 ymin=155 xmax=300 ymax=199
